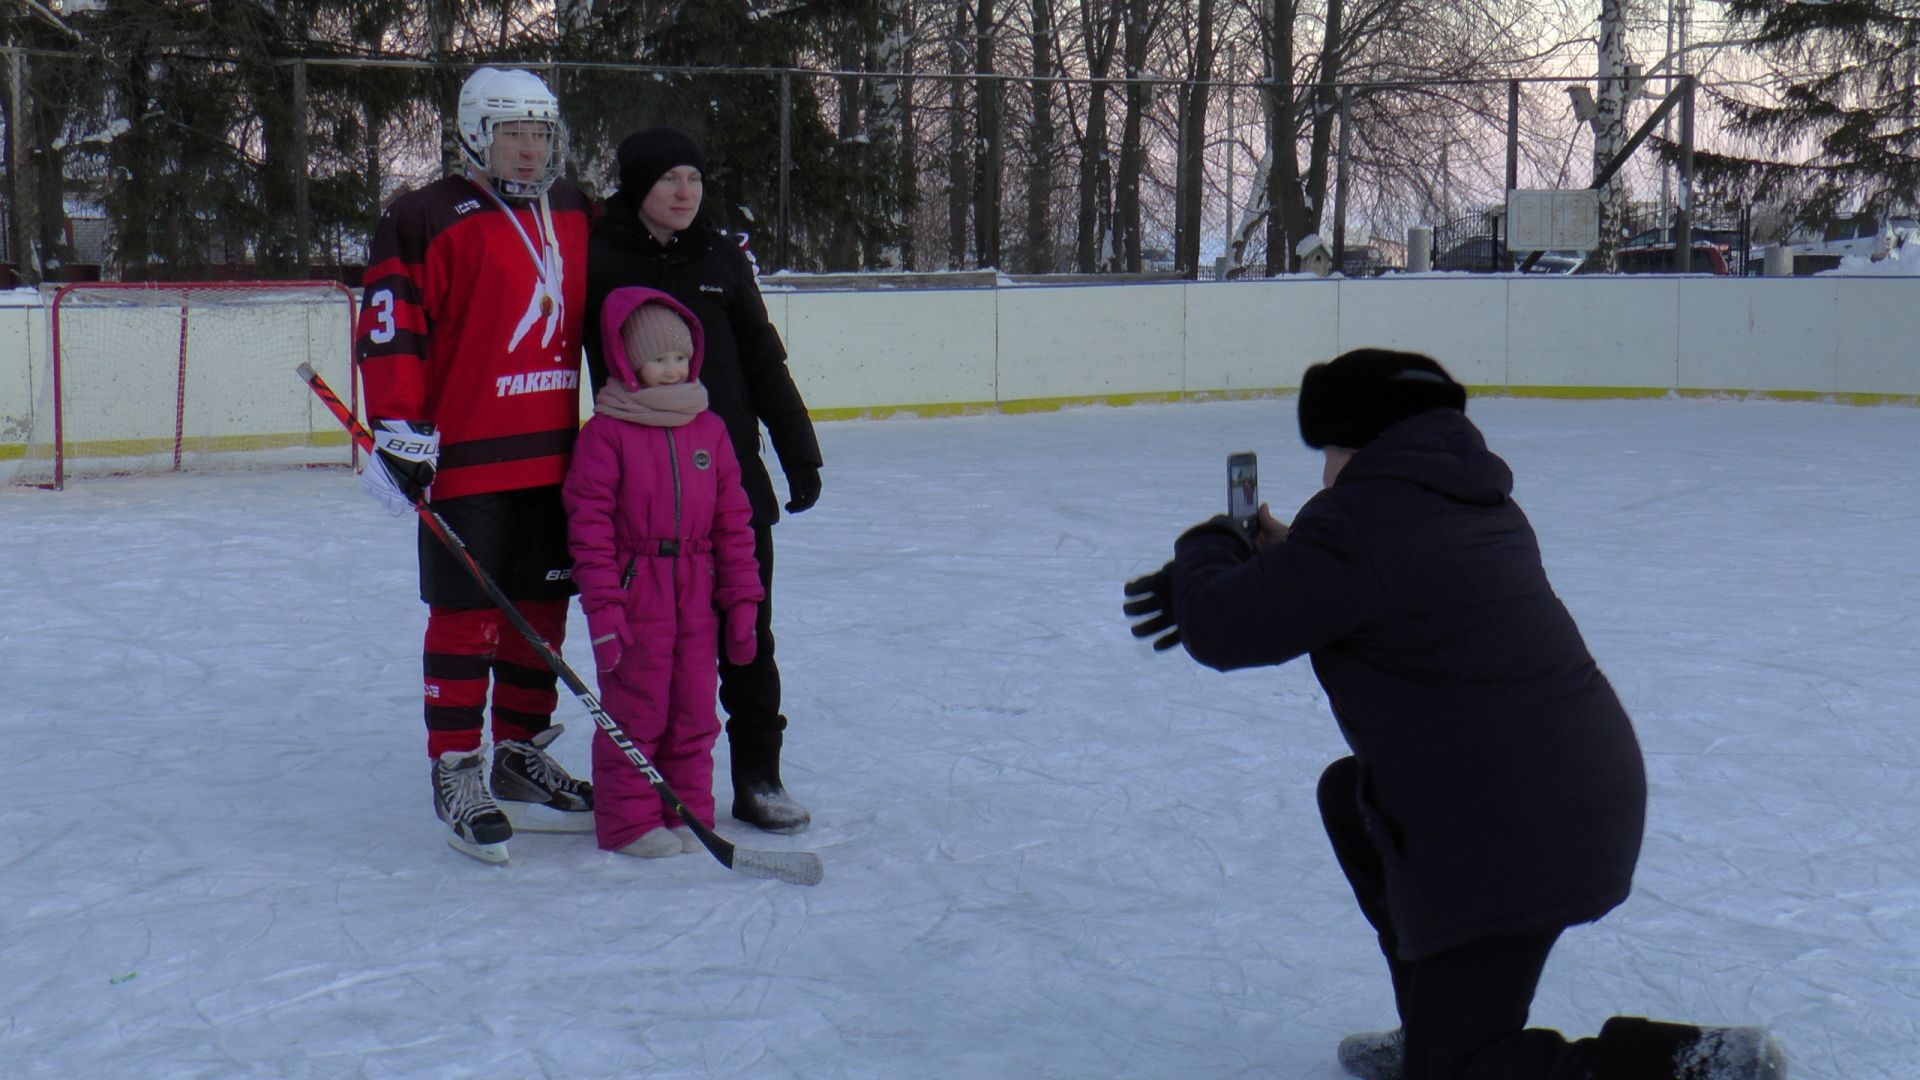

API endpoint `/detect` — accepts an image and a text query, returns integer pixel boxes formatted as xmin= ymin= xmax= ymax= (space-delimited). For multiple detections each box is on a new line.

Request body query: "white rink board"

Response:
xmin=1336 ymin=278 xmax=1510 ymax=388
xmin=1676 ymin=279 xmax=1838 ymax=394
xmin=1183 ymin=280 xmax=1339 ymax=392
xmin=773 ymin=288 xmax=998 ymax=412
xmin=1508 ymin=277 xmax=1681 ymax=390
xmin=0 ymin=299 xmax=42 ymax=446
xmin=1835 ymin=279 xmax=1920 ymax=396
xmin=993 ymin=284 xmax=1186 ymax=402
xmin=8 ymin=276 xmax=1920 ymax=460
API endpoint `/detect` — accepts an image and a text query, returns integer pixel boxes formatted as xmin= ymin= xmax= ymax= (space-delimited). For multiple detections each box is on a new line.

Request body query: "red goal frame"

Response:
xmin=40 ymin=279 xmax=360 ymax=490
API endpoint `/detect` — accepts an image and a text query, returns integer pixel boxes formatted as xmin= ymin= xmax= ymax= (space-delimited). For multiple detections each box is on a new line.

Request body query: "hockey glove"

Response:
xmin=783 ymin=465 xmax=822 ymax=514
xmin=1123 ymin=560 xmax=1182 ymax=651
xmin=360 ymin=420 xmax=439 ymax=515
xmin=724 ymin=602 xmax=759 ymax=666
xmin=585 ymin=606 xmax=633 ymax=674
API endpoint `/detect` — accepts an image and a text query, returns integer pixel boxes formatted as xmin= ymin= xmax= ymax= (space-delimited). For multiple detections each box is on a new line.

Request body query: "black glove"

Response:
xmin=1178 ymin=514 xmax=1258 ymax=558
xmin=784 ymin=464 xmax=821 ymax=513
xmin=1123 ymin=560 xmax=1181 ymax=651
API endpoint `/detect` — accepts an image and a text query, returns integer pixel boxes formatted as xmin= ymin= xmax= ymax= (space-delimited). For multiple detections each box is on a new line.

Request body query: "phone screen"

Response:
xmin=1227 ymin=452 xmax=1258 ymax=529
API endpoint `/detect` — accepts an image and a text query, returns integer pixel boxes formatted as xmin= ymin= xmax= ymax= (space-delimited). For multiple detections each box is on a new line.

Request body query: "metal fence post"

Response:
xmin=1675 ymin=74 xmax=1693 ymax=273
xmin=778 ymin=72 xmax=791 ymax=272
xmin=1505 ymin=79 xmax=1519 ymax=269
xmin=293 ymin=60 xmax=311 ymax=275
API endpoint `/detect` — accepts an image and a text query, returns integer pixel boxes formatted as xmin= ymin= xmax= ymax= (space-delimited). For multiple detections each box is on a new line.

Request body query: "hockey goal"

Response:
xmin=10 ymin=280 xmax=360 ymax=489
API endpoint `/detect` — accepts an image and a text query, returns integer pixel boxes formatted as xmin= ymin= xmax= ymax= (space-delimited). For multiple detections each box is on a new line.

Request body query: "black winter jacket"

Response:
xmin=1172 ymin=408 xmax=1646 ymax=960
xmin=585 ymin=195 xmax=822 ymax=526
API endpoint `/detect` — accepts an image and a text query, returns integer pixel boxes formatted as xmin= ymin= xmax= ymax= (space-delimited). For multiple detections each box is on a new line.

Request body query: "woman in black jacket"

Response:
xmin=1126 ymin=349 xmax=1783 ymax=1080
xmin=584 ymin=127 xmax=823 ymax=834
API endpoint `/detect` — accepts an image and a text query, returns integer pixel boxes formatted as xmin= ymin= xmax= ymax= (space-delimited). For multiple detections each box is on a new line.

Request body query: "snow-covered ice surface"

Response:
xmin=3 ymin=396 xmax=1917 ymax=1079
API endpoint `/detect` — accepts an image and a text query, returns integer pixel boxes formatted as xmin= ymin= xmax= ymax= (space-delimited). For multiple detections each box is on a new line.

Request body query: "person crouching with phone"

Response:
xmin=563 ymin=287 xmax=763 ymax=858
xmin=1124 ymin=348 xmax=1784 ymax=1080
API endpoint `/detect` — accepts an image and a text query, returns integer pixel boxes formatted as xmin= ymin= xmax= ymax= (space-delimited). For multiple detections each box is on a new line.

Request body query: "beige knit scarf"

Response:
xmin=595 ymin=380 xmax=708 ymax=427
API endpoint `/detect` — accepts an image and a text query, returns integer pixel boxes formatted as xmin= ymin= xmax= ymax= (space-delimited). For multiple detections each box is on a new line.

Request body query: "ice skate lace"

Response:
xmin=513 ymin=742 xmax=581 ymax=794
xmin=439 ymin=759 xmax=498 ymax=823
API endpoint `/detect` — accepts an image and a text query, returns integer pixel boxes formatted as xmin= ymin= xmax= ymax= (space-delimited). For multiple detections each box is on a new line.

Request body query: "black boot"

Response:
xmin=1594 ymin=1017 xmax=1787 ymax=1080
xmin=730 ymin=732 xmax=810 ymax=835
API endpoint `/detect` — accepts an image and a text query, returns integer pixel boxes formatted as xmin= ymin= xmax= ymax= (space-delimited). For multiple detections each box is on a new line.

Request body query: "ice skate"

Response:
xmin=732 ymin=780 xmax=811 ymax=834
xmin=614 ymin=827 xmax=683 ymax=859
xmin=491 ymin=724 xmax=594 ymax=833
xmin=1337 ymin=1026 xmax=1404 ymax=1080
xmin=434 ymin=748 xmax=512 ymax=864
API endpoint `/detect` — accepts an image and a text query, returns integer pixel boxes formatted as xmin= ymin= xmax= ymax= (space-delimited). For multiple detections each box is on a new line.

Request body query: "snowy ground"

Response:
xmin=2 ymin=396 xmax=1917 ymax=1079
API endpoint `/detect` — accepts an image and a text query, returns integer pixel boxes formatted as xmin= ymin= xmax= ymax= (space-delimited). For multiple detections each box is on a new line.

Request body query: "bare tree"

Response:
xmin=1071 ymin=0 xmax=1122 ymax=270
xmin=1113 ymin=0 xmax=1157 ymax=271
xmin=1017 ymin=0 xmax=1062 ymax=272
xmin=973 ymin=0 xmax=1005 ymax=266
xmin=1172 ymin=0 xmax=1220 ymax=277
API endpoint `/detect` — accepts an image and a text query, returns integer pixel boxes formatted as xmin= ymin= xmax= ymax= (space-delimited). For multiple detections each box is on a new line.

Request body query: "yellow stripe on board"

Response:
xmin=807 ymin=384 xmax=1920 ymax=422
xmin=1 ymin=429 xmax=354 ymax=462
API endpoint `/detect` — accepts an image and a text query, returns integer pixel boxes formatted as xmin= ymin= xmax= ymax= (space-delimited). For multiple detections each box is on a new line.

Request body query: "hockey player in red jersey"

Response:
xmin=355 ymin=66 xmax=594 ymax=864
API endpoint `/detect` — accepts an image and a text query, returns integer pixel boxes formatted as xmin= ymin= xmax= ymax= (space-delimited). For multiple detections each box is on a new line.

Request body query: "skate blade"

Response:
xmin=500 ymin=800 xmax=595 ymax=834
xmin=447 ymin=835 xmax=510 ymax=864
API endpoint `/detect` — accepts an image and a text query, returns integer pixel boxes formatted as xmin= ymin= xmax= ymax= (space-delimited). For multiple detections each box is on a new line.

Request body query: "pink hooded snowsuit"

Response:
xmin=562 ymin=287 xmax=763 ymax=851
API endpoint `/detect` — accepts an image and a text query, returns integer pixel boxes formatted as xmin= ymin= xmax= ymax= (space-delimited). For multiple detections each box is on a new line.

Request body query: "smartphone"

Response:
xmin=1227 ymin=451 xmax=1258 ymax=533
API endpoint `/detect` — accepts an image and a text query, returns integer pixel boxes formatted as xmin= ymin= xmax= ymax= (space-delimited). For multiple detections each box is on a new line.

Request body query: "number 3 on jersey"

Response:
xmin=368 ymin=289 xmax=397 ymax=344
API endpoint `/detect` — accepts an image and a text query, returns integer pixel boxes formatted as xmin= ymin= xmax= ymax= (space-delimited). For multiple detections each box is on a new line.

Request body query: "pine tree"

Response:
xmin=559 ymin=0 xmax=898 ymax=271
xmin=1709 ymin=0 xmax=1920 ymax=219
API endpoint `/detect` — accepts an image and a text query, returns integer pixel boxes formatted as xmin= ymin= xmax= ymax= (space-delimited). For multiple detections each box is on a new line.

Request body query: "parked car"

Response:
xmin=1778 ymin=212 xmax=1919 ymax=271
xmin=1339 ymin=245 xmax=1395 ymax=277
xmin=1614 ymin=240 xmax=1731 ymax=275
xmin=1615 ymin=225 xmax=1742 ymax=275
xmin=1435 ymin=237 xmax=1581 ymax=273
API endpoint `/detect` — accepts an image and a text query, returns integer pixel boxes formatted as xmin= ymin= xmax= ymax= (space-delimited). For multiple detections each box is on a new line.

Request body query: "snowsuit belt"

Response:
xmin=633 ymin=538 xmax=711 ymax=557
xmin=617 ymin=538 xmax=715 ymax=588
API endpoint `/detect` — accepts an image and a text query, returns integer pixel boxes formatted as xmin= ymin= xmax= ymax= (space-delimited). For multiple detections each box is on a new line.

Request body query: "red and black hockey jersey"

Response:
xmin=356 ymin=174 xmax=590 ymax=501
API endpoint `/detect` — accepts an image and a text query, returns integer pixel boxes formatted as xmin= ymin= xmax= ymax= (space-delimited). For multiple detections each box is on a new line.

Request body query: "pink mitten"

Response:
xmin=724 ymin=603 xmax=758 ymax=666
xmin=586 ymin=606 xmax=633 ymax=673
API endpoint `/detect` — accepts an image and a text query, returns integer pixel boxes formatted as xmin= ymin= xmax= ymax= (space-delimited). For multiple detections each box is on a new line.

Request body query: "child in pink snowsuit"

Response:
xmin=562 ymin=287 xmax=763 ymax=858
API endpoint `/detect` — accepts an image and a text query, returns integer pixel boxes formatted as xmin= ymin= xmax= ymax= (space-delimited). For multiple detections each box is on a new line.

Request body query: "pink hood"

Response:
xmin=598 ymin=286 xmax=707 ymax=390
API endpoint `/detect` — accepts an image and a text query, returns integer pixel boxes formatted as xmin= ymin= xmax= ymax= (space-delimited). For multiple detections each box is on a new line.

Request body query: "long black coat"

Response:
xmin=585 ymin=195 xmax=821 ymax=527
xmin=1172 ymin=408 xmax=1646 ymax=960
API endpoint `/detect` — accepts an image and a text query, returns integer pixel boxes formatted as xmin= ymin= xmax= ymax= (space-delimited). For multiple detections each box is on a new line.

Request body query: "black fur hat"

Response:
xmin=616 ymin=126 xmax=707 ymax=195
xmin=1297 ymin=348 xmax=1467 ymax=449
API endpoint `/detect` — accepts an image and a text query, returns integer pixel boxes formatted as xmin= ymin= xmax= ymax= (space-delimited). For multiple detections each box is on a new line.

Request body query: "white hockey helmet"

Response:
xmin=456 ymin=66 xmax=567 ymax=199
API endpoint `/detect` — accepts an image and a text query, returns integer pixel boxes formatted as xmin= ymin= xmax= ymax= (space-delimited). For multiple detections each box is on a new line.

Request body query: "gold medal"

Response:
xmin=540 ymin=295 xmax=553 ymax=316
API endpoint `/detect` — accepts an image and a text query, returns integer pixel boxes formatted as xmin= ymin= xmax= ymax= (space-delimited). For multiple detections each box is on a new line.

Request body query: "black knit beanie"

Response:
xmin=616 ymin=126 xmax=707 ymax=195
xmin=1297 ymin=348 xmax=1467 ymax=449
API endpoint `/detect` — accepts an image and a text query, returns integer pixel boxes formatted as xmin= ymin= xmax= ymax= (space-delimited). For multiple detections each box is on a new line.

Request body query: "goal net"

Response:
xmin=10 ymin=281 xmax=360 ymax=489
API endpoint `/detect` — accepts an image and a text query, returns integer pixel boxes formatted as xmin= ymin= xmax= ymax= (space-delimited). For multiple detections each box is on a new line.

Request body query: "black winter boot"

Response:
xmin=1594 ymin=1017 xmax=1787 ymax=1080
xmin=730 ymin=734 xmax=810 ymax=835
xmin=1336 ymin=1027 xmax=1405 ymax=1080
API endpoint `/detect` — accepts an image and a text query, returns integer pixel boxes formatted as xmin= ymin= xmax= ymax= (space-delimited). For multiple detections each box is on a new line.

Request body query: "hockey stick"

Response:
xmin=297 ymin=362 xmax=823 ymax=886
